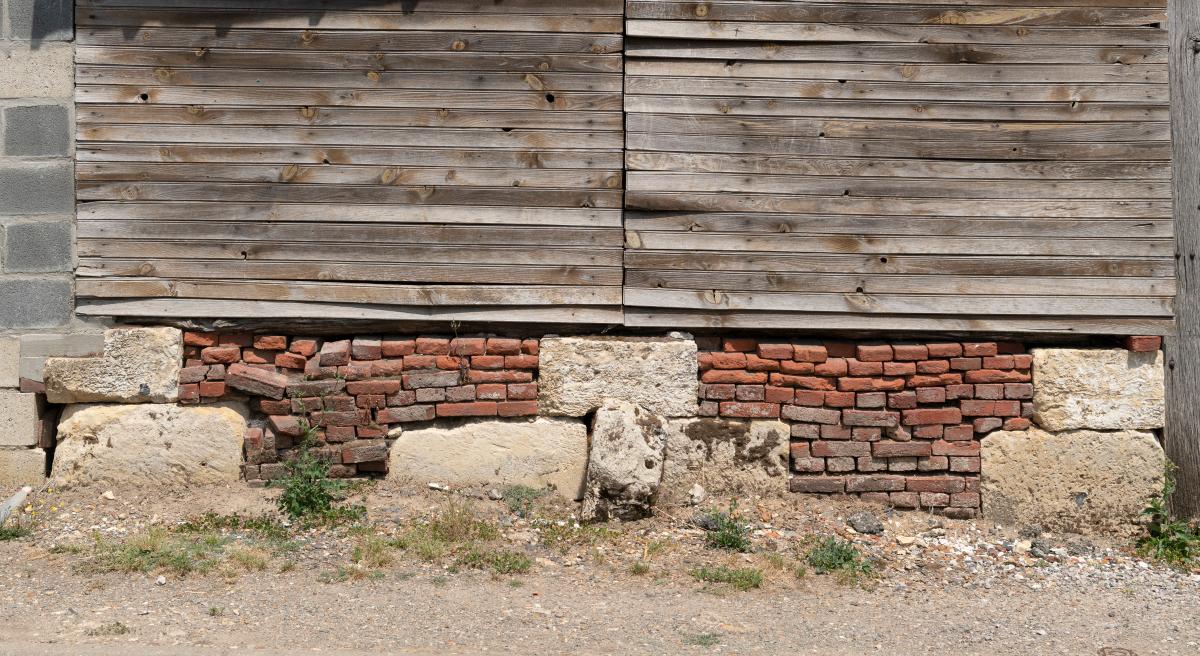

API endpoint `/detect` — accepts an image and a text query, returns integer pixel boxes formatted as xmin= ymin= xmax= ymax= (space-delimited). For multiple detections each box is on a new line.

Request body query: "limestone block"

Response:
xmin=581 ymin=399 xmax=667 ymax=521
xmin=1031 ymin=348 xmax=1163 ymax=431
xmin=660 ymin=418 xmax=790 ymax=503
xmin=0 ymin=389 xmax=39 ymax=446
xmin=981 ymin=428 xmax=1165 ymax=536
xmin=44 ymin=327 xmax=182 ymax=403
xmin=388 ymin=417 xmax=588 ymax=499
xmin=0 ymin=337 xmax=18 ymax=388
xmin=52 ymin=403 xmax=247 ymax=488
xmin=0 ymin=448 xmax=46 ymax=488
xmin=538 ymin=336 xmax=698 ymax=417
xmin=0 ymin=43 xmax=74 ymax=99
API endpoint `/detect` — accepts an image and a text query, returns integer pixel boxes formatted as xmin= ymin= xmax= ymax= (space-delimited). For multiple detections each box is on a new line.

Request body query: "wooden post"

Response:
xmin=1167 ymin=0 xmax=1200 ymax=519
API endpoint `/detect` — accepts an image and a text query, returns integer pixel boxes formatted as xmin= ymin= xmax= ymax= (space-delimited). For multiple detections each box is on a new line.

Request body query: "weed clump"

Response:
xmin=805 ymin=536 xmax=873 ymax=581
xmin=1138 ymin=466 xmax=1200 ymax=568
xmin=689 ymin=565 xmax=763 ymax=591
xmin=273 ymin=430 xmax=364 ymax=525
xmin=697 ymin=500 xmax=752 ymax=552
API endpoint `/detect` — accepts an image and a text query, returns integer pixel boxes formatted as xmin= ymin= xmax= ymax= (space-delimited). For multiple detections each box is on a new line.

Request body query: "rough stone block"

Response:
xmin=388 ymin=417 xmax=587 ymax=499
xmin=660 ymin=418 xmax=789 ymax=503
xmin=52 ymin=403 xmax=248 ymax=489
xmin=0 ymin=163 xmax=73 ymax=215
xmin=581 ymin=399 xmax=667 ymax=521
xmin=3 ymin=105 xmax=70 ymax=156
xmin=43 ymin=327 xmax=182 ymax=403
xmin=0 ymin=389 xmax=39 ymax=446
xmin=539 ymin=336 xmax=698 ymax=417
xmin=8 ymin=0 xmax=74 ymax=41
xmin=0 ymin=337 xmax=18 ymax=388
xmin=0 ymin=447 xmax=46 ymax=487
xmin=3 ymin=220 xmax=72 ymax=272
xmin=0 ymin=277 xmax=71 ymax=328
xmin=0 ymin=42 xmax=73 ymax=98
xmin=981 ymin=427 xmax=1165 ymax=536
xmin=1031 ymin=348 xmax=1164 ymax=431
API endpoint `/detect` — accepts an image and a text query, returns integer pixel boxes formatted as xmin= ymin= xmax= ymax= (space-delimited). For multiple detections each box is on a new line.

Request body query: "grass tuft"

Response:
xmin=1138 ymin=465 xmax=1200 ymax=568
xmin=698 ymin=500 xmax=752 ymax=552
xmin=689 ymin=565 xmax=763 ymax=591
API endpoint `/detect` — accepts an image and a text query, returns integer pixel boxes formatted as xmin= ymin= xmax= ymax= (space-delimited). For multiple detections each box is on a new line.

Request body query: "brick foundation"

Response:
xmin=180 ymin=332 xmax=539 ymax=481
xmin=697 ymin=337 xmax=1037 ymax=518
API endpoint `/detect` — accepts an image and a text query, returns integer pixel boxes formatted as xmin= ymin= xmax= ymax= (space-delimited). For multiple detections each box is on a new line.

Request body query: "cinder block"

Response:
xmin=0 ymin=163 xmax=74 ymax=215
xmin=0 ymin=42 xmax=74 ymax=98
xmin=0 ymin=389 xmax=39 ymax=446
xmin=17 ymin=333 xmax=106 ymax=383
xmin=0 ymin=447 xmax=46 ymax=488
xmin=3 ymin=221 xmax=72 ymax=272
xmin=0 ymin=278 xmax=72 ymax=328
xmin=0 ymin=338 xmax=17 ymax=388
xmin=8 ymin=0 xmax=74 ymax=41
xmin=3 ymin=105 xmax=70 ymax=156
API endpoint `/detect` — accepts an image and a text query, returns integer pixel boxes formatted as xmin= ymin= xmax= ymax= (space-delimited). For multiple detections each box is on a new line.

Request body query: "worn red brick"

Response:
xmin=269 ymin=415 xmax=305 ymax=437
xmin=856 ymin=392 xmax=886 ymax=408
xmin=856 ymin=344 xmax=893 ymax=362
xmin=722 ymin=337 xmax=757 ymax=352
xmin=720 ymin=402 xmax=780 ymax=418
xmin=916 ymin=359 xmax=950 ymax=374
xmin=965 ymin=369 xmax=1029 ymax=384
xmin=890 ymin=491 xmax=920 ymax=508
xmin=888 ymin=391 xmax=918 ymax=409
xmin=906 ymin=477 xmax=966 ymax=494
xmin=486 ymin=338 xmax=522 ymax=355
xmin=950 ymin=457 xmax=981 ymax=473
xmin=271 ymin=352 xmax=304 ymax=370
xmin=1003 ymin=417 xmax=1032 ymax=431
xmin=702 ymin=370 xmax=767 ymax=385
xmin=943 ymin=424 xmax=974 ymax=441
xmin=449 ymin=338 xmax=486 ymax=356
xmin=962 ymin=342 xmax=998 ymax=357
xmin=468 ymin=370 xmax=533 ymax=384
xmin=199 ymin=381 xmax=225 ymax=397
xmin=319 ymin=340 xmax=351 ymax=366
xmin=756 ymin=343 xmax=793 ymax=360
xmin=839 ymin=377 xmax=906 ymax=392
xmin=226 ymin=363 xmax=288 ymax=400
xmin=793 ymin=343 xmax=829 ymax=363
xmin=498 ymin=401 xmax=538 ymax=417
xmin=1124 ymin=335 xmax=1162 ymax=352
xmin=790 ymin=477 xmax=845 ymax=494
xmin=823 ymin=391 xmax=856 ymax=407
xmin=884 ymin=361 xmax=917 ymax=376
xmin=813 ymin=358 xmax=848 ymax=376
xmin=710 ymin=352 xmax=747 ymax=369
xmin=764 ymin=385 xmax=794 ymax=403
xmin=926 ymin=343 xmax=962 ymax=358
xmin=521 ymin=339 xmax=539 ymax=355
xmin=735 ymin=385 xmax=765 ymax=402
xmin=960 ymin=400 xmax=995 ymax=416
xmin=470 ymin=354 xmax=503 ymax=370
xmin=184 ymin=332 xmax=218 ymax=347
xmin=387 ymin=390 xmax=417 ymax=407
xmin=873 ymin=442 xmax=932 ymax=458
xmin=812 ymin=441 xmax=870 ymax=458
xmin=918 ymin=456 xmax=949 ymax=472
xmin=350 ymin=337 xmax=382 ymax=361
xmin=842 ymin=409 xmax=898 ymax=427
xmin=258 ymin=399 xmax=291 ymax=415
xmin=410 ymin=337 xmax=446 ymax=355
xmin=770 ymin=373 xmax=836 ymax=390
xmin=377 ymin=405 xmax=435 ymax=423
xmin=201 ymin=345 xmax=241 ymax=364
xmin=915 ymin=387 xmax=946 ymax=404
xmin=434 ymin=356 xmax=463 ymax=370
xmin=778 ymin=360 xmax=814 ymax=375
xmin=253 ymin=335 xmax=287 ymax=351
xmin=902 ymin=407 xmax=962 ymax=426
xmin=821 ymin=424 xmax=853 ymax=440
xmin=508 ymin=383 xmax=537 ymax=400
xmin=745 ymin=354 xmax=780 ymax=372
xmin=782 ymin=405 xmax=840 ymax=424
xmin=477 ymin=383 xmax=507 ymax=400
xmin=852 ymin=427 xmax=882 ymax=442
xmin=438 ymin=402 xmax=498 ymax=417
xmin=932 ymin=440 xmax=980 ymax=457
xmin=847 ymin=359 xmax=884 ymax=376
xmin=846 ymin=475 xmax=906 ymax=493
xmin=1004 ymin=383 xmax=1034 ymax=399
xmin=505 ymin=354 xmax=539 ymax=370
xmin=381 ymin=339 xmax=416 ymax=357
xmin=892 ymin=344 xmax=929 ymax=361
xmin=946 ymin=384 xmax=974 ymax=399
xmin=982 ymin=355 xmax=1015 ymax=369
xmin=974 ymin=417 xmax=1003 ymax=433
xmin=993 ymin=400 xmax=1021 ymax=417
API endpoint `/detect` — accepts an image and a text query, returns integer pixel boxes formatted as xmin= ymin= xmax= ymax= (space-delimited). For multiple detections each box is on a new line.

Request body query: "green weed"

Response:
xmin=805 ymin=536 xmax=873 ymax=581
xmin=699 ymin=501 xmax=752 ymax=552
xmin=689 ymin=565 xmax=763 ymax=591
xmin=1138 ymin=465 xmax=1200 ymax=568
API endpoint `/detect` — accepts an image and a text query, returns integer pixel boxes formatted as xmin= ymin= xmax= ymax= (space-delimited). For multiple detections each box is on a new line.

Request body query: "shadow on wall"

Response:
xmin=22 ymin=0 xmax=72 ymax=47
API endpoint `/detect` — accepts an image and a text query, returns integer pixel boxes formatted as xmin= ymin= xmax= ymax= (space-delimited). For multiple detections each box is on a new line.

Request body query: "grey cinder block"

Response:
xmin=3 ymin=105 xmax=70 ymax=157
xmin=9 ymin=0 xmax=74 ymax=41
xmin=0 ymin=163 xmax=73 ymax=215
xmin=0 ymin=277 xmax=72 ymax=328
xmin=3 ymin=221 xmax=72 ymax=272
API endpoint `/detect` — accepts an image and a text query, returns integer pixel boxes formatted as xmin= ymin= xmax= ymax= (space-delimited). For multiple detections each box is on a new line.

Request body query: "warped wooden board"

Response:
xmin=78 ymin=259 xmax=623 ymax=286
xmin=80 ymin=0 xmax=622 ymax=13
xmin=625 ymin=2 xmax=1163 ymax=25
xmin=78 ymin=202 xmax=623 ymax=227
xmin=78 ymin=9 xmax=624 ymax=33
xmin=77 ymin=106 xmax=625 ymax=130
xmin=78 ymin=145 xmax=624 ymax=169
xmin=626 ymin=60 xmax=1167 ymax=84
xmin=76 ymin=298 xmax=625 ymax=324
xmin=624 ymin=0 xmax=1167 ymax=6
xmin=626 ymin=40 xmax=1166 ymax=64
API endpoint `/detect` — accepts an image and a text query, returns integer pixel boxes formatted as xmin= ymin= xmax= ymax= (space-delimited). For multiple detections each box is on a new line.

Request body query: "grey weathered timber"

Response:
xmin=1166 ymin=0 xmax=1200 ymax=518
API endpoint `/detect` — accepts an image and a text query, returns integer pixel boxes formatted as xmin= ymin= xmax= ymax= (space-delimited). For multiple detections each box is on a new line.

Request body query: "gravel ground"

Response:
xmin=1 ymin=483 xmax=1197 ymax=656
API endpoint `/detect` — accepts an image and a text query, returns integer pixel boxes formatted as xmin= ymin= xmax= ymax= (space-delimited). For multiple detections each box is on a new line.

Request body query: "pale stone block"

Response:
xmin=0 ymin=338 xmax=18 ymax=388
xmin=538 ymin=336 xmax=698 ymax=417
xmin=581 ymin=399 xmax=667 ymax=521
xmin=0 ymin=389 xmax=38 ymax=446
xmin=1031 ymin=348 xmax=1164 ymax=431
xmin=0 ymin=43 xmax=74 ymax=99
xmin=0 ymin=447 xmax=46 ymax=488
xmin=43 ymin=327 xmax=182 ymax=403
xmin=660 ymin=418 xmax=789 ymax=503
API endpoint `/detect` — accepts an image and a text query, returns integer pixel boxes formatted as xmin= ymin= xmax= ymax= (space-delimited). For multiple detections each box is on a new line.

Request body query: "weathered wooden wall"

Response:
xmin=73 ymin=0 xmax=625 ymax=323
xmin=623 ymin=0 xmax=1175 ymax=334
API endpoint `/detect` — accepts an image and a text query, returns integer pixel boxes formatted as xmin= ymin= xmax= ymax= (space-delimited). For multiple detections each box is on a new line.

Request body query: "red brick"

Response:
xmin=468 ymin=370 xmax=533 ymax=384
xmin=906 ymin=476 xmax=966 ymax=494
xmin=719 ymin=402 xmax=780 ymax=418
xmin=433 ymin=355 xmax=463 ymax=370
xmin=697 ymin=353 xmax=714 ymax=371
xmin=477 ymin=383 xmax=507 ymax=400
xmin=180 ymin=365 xmax=208 ymax=384
xmin=962 ymin=342 xmax=998 ymax=357
xmin=356 ymin=394 xmax=387 ymax=410
xmin=357 ymin=425 xmax=387 ymax=439
xmin=201 ymin=345 xmax=241 ymax=364
xmin=710 ymin=352 xmax=747 ymax=369
xmin=793 ymin=456 xmax=826 ymax=474
xmin=443 ymin=385 xmax=474 ymax=402
xmin=847 ymin=359 xmax=883 ymax=376
xmin=508 ymin=383 xmax=537 ymax=400
xmin=1012 ymin=354 xmax=1034 ymax=369
xmin=974 ymin=417 xmax=1003 ymax=433
xmin=449 ymin=338 xmax=486 ymax=356
xmin=498 ymin=401 xmax=538 ymax=417
xmin=842 ymin=409 xmax=899 ymax=427
xmin=823 ymin=342 xmax=856 ymax=358
xmin=484 ymin=338 xmax=520 ymax=355
xmin=269 ymin=415 xmax=305 ymax=437
xmin=1004 ymin=383 xmax=1034 ymax=400
xmin=949 ymin=357 xmax=982 ymax=371
xmin=291 ymin=396 xmax=320 ymax=414
xmin=950 ymin=457 xmax=981 ymax=473
xmin=341 ymin=362 xmax=375 ymax=381
xmin=387 ymin=390 xmax=417 ymax=407
xmin=856 ymin=344 xmax=894 ymax=362
xmin=287 ymin=338 xmax=318 ymax=357
xmin=846 ymin=475 xmax=907 ymax=493
xmin=918 ymin=456 xmax=949 ymax=472
xmin=1124 ymin=335 xmax=1162 ymax=352
xmin=856 ymin=392 xmax=886 ymax=408
xmin=258 ymin=399 xmax=291 ymax=415
xmin=960 ymin=400 xmax=995 ymax=416
xmin=966 ymin=369 xmax=1029 ymax=384
xmin=926 ymin=343 xmax=962 ymax=358
xmin=852 ymin=427 xmax=882 ymax=442
xmin=351 ymin=338 xmax=383 ymax=361
xmin=913 ymin=425 xmax=944 ymax=439
xmin=915 ymin=387 xmax=946 ymax=404
xmin=471 ymin=355 xmax=505 ymax=370
xmin=746 ymin=354 xmax=781 ymax=372
xmin=698 ymin=370 xmax=759 ymax=385
xmin=943 ymin=424 xmax=974 ymax=441
xmin=902 ymin=407 xmax=962 ymax=426
xmin=994 ymin=400 xmax=1021 ymax=417
xmin=703 ymin=383 xmax=735 ymax=400
xmin=824 ymin=391 xmax=856 ymax=407
xmin=226 ymin=362 xmax=288 ymax=399
xmin=366 ymin=359 xmax=402 ymax=378
xmin=722 ymin=337 xmax=757 ymax=352
xmin=892 ymin=344 xmax=929 ymax=361
xmin=405 ymin=370 xmax=462 ymax=389
xmin=272 ymin=352 xmax=304 ymax=370
xmin=791 ymin=423 xmax=820 ymax=439
xmin=792 ymin=343 xmax=829 ymax=363
xmin=219 ymin=332 xmax=253 ymax=347
xmin=884 ymin=361 xmax=916 ymax=376
xmin=735 ymin=385 xmax=765 ymax=401
xmin=417 ymin=388 xmax=447 ymax=403
xmin=251 ymin=335 xmax=286 ymax=351
xmin=946 ymin=384 xmax=974 ymax=399
xmin=793 ymin=389 xmax=824 ymax=406
xmin=199 ymin=381 xmax=225 ymax=397
xmin=319 ymin=340 xmax=351 ymax=366
xmin=521 ymin=339 xmax=539 ymax=355
xmin=916 ymin=359 xmax=950 ymax=374
xmin=890 ymin=491 xmax=920 ymax=508
xmin=756 ymin=343 xmax=793 ymax=360
xmin=381 ymin=339 xmax=416 ymax=357
xmin=778 ymin=360 xmax=814 ymax=375
xmin=888 ymin=391 xmax=918 ymax=409
xmin=772 ymin=373 xmax=836 ymax=390
xmin=790 ymin=477 xmax=845 ymax=493
xmin=345 ymin=380 xmax=400 ymax=396
xmin=764 ymin=385 xmax=794 ymax=403
xmin=184 ymin=332 xmax=218 ymax=347
xmin=860 ymin=492 xmax=891 ymax=505
xmin=812 ymin=441 xmax=870 ymax=458
xmin=1002 ymin=417 xmax=1032 ymax=431
xmin=241 ymin=348 xmax=275 ymax=365
xmin=920 ymin=492 xmax=951 ymax=507
xmin=821 ymin=424 xmax=853 ymax=440
xmin=323 ymin=395 xmax=358 ymax=412
xmin=415 ymin=337 xmax=450 ymax=355
xmin=782 ymin=405 xmax=840 ymax=424
xmin=931 ymin=440 xmax=980 ymax=457
xmin=207 ymin=365 xmax=227 ymax=381
xmin=873 ymin=442 xmax=932 ymax=458
xmin=698 ymin=401 xmax=719 ymax=417
xmin=951 ymin=492 xmax=981 ymax=508
xmin=982 ymin=355 xmax=1015 ymax=369
xmin=813 ymin=358 xmax=848 ymax=377
xmin=376 ymin=405 xmax=435 ymax=423
xmin=438 ymin=402 xmax=497 ymax=417
xmin=839 ymin=377 xmax=906 ymax=392
xmin=907 ymin=373 xmax=961 ymax=388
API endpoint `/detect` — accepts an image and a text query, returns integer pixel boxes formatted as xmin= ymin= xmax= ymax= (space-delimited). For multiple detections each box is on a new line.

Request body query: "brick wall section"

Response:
xmin=698 ymin=338 xmax=1036 ymax=519
xmin=179 ymin=333 xmax=539 ymax=482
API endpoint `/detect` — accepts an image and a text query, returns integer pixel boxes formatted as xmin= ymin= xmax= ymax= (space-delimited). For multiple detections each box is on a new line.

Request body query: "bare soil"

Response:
xmin=0 ymin=482 xmax=1197 ymax=656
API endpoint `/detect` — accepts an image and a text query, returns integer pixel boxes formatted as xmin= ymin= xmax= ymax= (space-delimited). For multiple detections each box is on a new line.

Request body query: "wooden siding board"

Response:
xmin=623 ymin=0 xmax=1174 ymax=333
xmin=75 ymin=0 xmax=624 ymax=321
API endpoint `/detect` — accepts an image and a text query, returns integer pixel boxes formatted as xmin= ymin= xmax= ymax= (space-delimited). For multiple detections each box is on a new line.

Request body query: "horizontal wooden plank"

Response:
xmin=77 ymin=27 xmax=623 ymax=53
xmin=77 ymin=182 xmax=623 ymax=208
xmin=78 ymin=258 xmax=622 ymax=286
xmin=626 ymin=40 xmax=1166 ymax=64
xmin=80 ymin=0 xmax=623 ymax=14
xmin=78 ymin=163 xmax=623 ymax=190
xmin=77 ymin=278 xmax=623 ymax=306
xmin=627 ymin=172 xmax=1169 ymax=200
xmin=625 ymin=269 xmax=1174 ymax=297
xmin=79 ymin=9 xmax=623 ymax=33
xmin=76 ymin=66 xmax=622 ymax=92
xmin=625 ymin=0 xmax=1167 ymax=6
xmin=624 ymin=288 xmax=1173 ymax=317
xmin=626 ymin=2 xmax=1164 ymax=26
xmin=625 ymin=20 xmax=1166 ymax=46
xmin=624 ymin=212 xmax=1172 ymax=238
xmin=626 ymin=60 xmax=1166 ymax=84
xmin=78 ymin=125 xmax=622 ymax=150
xmin=625 ymin=152 xmax=1171 ymax=180
xmin=78 ymin=220 xmax=623 ymax=246
xmin=625 ymin=251 xmax=1174 ymax=278
xmin=77 ymin=85 xmax=623 ymax=110
xmin=78 ymin=106 xmax=623 ymax=130
xmin=76 ymin=298 xmax=624 ymax=324
xmin=79 ymin=238 xmax=622 ymax=266
xmin=78 ymin=144 xmax=623 ymax=169
xmin=76 ymin=47 xmax=624 ymax=73
xmin=622 ymin=309 xmax=1174 ymax=336
xmin=78 ymin=201 xmax=622 ymax=227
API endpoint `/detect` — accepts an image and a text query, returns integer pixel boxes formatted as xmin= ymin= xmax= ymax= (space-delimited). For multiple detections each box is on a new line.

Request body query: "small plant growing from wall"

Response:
xmin=273 ymin=419 xmax=363 ymax=524
xmin=1138 ymin=464 xmax=1200 ymax=568
xmin=697 ymin=500 xmax=752 ymax=553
